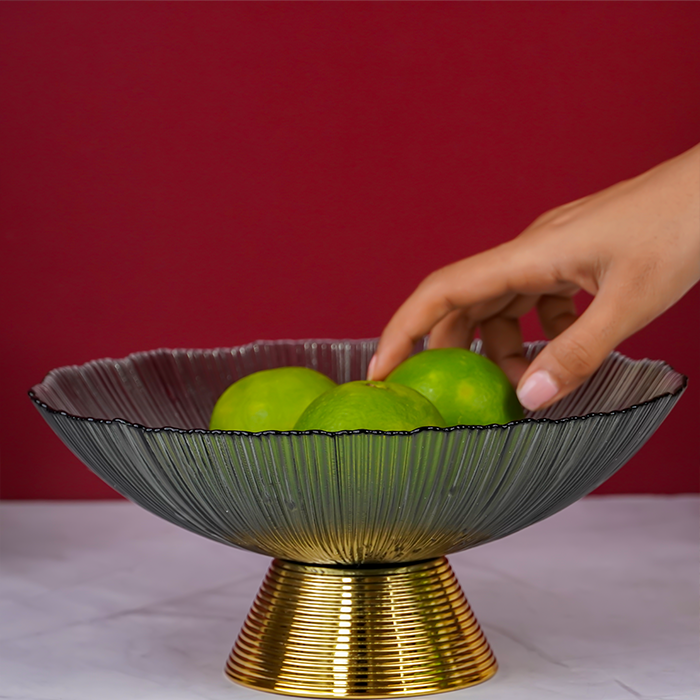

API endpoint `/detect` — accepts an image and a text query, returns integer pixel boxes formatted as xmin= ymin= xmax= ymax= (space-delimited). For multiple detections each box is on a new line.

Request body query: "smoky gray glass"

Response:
xmin=29 ymin=339 xmax=686 ymax=565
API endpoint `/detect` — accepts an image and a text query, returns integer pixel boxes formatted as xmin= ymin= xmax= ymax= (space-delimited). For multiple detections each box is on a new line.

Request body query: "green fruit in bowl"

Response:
xmin=210 ymin=367 xmax=336 ymax=432
xmin=387 ymin=348 xmax=524 ymax=426
xmin=294 ymin=380 xmax=446 ymax=432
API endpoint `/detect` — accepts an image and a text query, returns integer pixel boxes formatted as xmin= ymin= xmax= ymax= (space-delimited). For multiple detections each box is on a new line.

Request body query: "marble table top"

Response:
xmin=0 ymin=497 xmax=698 ymax=700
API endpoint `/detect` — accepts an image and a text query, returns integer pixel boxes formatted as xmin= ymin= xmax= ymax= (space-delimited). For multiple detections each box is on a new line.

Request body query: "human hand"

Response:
xmin=368 ymin=143 xmax=700 ymax=411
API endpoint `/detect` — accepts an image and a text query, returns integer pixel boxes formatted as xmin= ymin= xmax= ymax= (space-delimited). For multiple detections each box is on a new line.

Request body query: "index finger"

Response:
xmin=368 ymin=242 xmax=541 ymax=380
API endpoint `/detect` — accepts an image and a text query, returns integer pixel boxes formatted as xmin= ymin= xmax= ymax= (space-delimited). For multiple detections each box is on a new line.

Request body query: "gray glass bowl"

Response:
xmin=29 ymin=339 xmax=686 ymax=566
xmin=28 ymin=339 xmax=688 ymax=697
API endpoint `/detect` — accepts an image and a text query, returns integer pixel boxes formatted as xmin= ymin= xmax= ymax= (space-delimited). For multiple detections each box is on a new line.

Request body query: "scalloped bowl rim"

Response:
xmin=28 ymin=342 xmax=688 ymax=436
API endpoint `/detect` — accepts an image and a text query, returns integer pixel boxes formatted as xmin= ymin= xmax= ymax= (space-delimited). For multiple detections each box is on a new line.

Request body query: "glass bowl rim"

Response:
xmin=28 ymin=342 xmax=688 ymax=436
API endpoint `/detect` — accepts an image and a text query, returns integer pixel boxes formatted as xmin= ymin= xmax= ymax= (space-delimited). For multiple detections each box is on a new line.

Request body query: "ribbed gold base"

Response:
xmin=226 ymin=557 xmax=497 ymax=698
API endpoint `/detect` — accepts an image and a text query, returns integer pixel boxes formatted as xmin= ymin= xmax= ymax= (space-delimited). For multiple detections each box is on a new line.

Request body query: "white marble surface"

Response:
xmin=0 ymin=497 xmax=698 ymax=700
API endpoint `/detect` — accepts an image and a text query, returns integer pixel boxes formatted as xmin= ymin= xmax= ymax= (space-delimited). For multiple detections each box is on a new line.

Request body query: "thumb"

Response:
xmin=517 ymin=286 xmax=640 ymax=412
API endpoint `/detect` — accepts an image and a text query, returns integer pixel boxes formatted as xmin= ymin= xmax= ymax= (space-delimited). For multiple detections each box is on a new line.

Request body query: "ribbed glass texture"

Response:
xmin=29 ymin=339 xmax=686 ymax=565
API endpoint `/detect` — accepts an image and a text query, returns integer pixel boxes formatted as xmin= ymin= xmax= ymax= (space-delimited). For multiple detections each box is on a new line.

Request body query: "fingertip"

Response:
xmin=517 ymin=369 xmax=560 ymax=411
xmin=426 ymin=333 xmax=447 ymax=350
xmin=366 ymin=354 xmax=378 ymax=381
xmin=367 ymin=350 xmax=397 ymax=381
xmin=367 ymin=336 xmax=414 ymax=380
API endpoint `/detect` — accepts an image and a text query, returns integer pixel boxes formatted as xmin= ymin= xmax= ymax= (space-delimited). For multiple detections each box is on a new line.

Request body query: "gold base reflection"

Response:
xmin=226 ymin=557 xmax=497 ymax=698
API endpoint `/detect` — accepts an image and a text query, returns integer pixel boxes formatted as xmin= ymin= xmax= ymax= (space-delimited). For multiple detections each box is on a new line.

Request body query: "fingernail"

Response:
xmin=366 ymin=354 xmax=378 ymax=380
xmin=517 ymin=370 xmax=559 ymax=411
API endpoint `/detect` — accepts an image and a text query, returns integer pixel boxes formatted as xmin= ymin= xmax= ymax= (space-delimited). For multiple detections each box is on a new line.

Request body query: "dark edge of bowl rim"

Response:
xmin=27 ymin=342 xmax=689 ymax=437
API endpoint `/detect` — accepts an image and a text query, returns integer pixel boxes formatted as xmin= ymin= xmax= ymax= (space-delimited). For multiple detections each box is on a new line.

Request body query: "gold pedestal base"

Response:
xmin=226 ymin=557 xmax=497 ymax=698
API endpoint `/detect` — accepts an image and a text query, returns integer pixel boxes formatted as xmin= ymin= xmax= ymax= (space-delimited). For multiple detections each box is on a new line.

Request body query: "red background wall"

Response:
xmin=1 ymin=2 xmax=698 ymax=499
